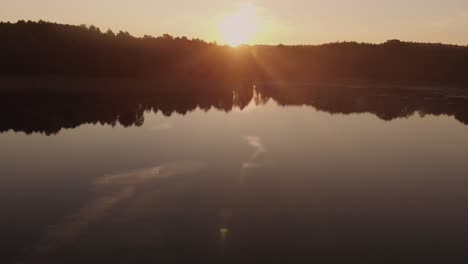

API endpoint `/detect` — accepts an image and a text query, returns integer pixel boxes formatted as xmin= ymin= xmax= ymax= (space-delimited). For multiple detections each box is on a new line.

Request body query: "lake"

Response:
xmin=2 ymin=79 xmax=468 ymax=263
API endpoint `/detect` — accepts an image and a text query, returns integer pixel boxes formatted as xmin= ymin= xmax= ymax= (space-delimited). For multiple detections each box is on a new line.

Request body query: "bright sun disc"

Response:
xmin=220 ymin=3 xmax=258 ymax=46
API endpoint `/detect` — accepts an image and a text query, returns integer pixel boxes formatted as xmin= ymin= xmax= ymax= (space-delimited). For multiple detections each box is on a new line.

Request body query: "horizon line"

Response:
xmin=2 ymin=19 xmax=468 ymax=48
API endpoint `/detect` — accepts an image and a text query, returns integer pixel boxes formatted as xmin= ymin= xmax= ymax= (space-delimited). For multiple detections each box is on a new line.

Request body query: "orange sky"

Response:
xmin=1 ymin=0 xmax=468 ymax=45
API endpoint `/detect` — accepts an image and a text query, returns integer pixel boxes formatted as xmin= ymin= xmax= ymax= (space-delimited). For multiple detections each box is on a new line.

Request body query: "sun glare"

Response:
xmin=220 ymin=3 xmax=259 ymax=46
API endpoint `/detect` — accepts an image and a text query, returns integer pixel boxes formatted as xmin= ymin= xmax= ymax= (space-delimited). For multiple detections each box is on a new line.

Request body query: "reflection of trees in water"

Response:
xmin=257 ymin=84 xmax=468 ymax=125
xmin=1 ymin=80 xmax=468 ymax=135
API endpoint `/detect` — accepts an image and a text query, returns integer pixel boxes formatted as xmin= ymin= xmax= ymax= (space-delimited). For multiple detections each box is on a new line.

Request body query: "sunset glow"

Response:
xmin=219 ymin=3 xmax=259 ymax=46
xmin=2 ymin=1 xmax=468 ymax=45
xmin=3 ymin=0 xmax=468 ymax=262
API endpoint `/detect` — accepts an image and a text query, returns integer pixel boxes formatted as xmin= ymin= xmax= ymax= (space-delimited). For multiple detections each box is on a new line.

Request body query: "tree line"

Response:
xmin=1 ymin=20 xmax=468 ymax=85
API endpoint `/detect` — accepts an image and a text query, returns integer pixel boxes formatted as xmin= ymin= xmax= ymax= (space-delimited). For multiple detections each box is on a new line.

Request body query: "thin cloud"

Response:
xmin=27 ymin=162 xmax=204 ymax=259
xmin=240 ymin=136 xmax=267 ymax=182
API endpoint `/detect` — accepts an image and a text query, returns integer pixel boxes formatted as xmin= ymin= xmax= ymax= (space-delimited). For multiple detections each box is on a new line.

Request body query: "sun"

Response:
xmin=219 ymin=3 xmax=259 ymax=46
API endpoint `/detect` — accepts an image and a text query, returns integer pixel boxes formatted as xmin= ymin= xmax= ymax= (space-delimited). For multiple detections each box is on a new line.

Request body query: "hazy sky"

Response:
xmin=1 ymin=0 xmax=468 ymax=45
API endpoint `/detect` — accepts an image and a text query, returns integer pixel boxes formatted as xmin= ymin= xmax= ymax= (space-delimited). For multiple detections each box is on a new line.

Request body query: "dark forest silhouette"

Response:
xmin=1 ymin=20 xmax=468 ymax=85
xmin=2 ymin=20 xmax=468 ymax=135
xmin=3 ymin=21 xmax=468 ymax=264
xmin=1 ymin=78 xmax=468 ymax=135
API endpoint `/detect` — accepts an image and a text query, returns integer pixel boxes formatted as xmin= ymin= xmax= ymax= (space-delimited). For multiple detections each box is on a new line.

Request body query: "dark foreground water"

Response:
xmin=2 ymin=80 xmax=468 ymax=263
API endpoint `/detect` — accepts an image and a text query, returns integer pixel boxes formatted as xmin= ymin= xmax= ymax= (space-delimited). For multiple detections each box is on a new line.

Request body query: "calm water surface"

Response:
xmin=2 ymin=83 xmax=468 ymax=263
